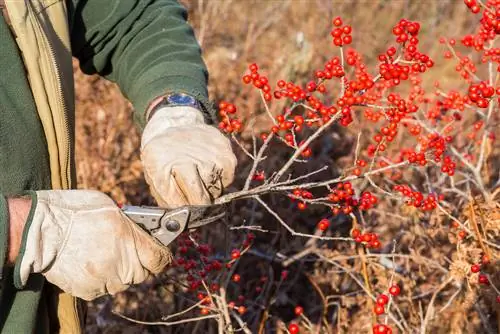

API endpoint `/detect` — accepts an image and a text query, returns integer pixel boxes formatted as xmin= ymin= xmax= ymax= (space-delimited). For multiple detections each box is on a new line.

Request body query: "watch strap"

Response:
xmin=146 ymin=93 xmax=201 ymax=122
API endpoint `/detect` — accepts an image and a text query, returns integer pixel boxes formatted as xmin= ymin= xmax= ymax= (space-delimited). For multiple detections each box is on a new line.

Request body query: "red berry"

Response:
xmin=376 ymin=294 xmax=389 ymax=305
xmin=297 ymin=202 xmax=307 ymax=210
xmin=242 ymin=75 xmax=252 ymax=84
xmin=294 ymin=306 xmax=304 ymax=316
xmin=471 ymin=264 xmax=481 ymax=273
xmin=289 ymin=324 xmax=300 ymax=334
xmin=351 ymin=228 xmax=361 ymax=238
xmin=373 ymin=324 xmax=389 ymax=334
xmin=374 ymin=304 xmax=385 ymax=315
xmin=478 ymin=274 xmax=489 ymax=284
xmin=389 ymin=284 xmax=401 ymax=296
xmin=333 ymin=17 xmax=342 ymax=27
xmin=317 ymin=218 xmax=330 ymax=231
xmin=231 ymin=249 xmax=241 ymax=260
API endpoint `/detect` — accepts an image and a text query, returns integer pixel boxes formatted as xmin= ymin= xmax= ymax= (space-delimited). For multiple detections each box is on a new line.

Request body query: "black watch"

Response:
xmin=146 ymin=93 xmax=201 ymax=121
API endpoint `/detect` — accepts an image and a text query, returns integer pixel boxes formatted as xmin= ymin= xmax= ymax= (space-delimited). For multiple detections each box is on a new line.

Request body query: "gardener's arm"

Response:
xmin=5 ymin=198 xmax=30 ymax=265
xmin=69 ymin=0 xmax=212 ymax=127
xmin=0 ymin=198 xmax=31 ymax=270
xmin=69 ymin=0 xmax=236 ymax=208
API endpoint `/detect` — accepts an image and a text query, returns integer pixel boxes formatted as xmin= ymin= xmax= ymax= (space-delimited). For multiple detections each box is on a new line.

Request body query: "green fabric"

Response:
xmin=0 ymin=12 xmax=51 ymax=334
xmin=68 ymin=0 xmax=215 ymax=126
xmin=0 ymin=0 xmax=212 ymax=332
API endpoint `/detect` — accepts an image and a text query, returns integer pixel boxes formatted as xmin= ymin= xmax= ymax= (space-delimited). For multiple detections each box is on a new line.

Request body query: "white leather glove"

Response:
xmin=16 ymin=190 xmax=171 ymax=301
xmin=141 ymin=106 xmax=237 ymax=208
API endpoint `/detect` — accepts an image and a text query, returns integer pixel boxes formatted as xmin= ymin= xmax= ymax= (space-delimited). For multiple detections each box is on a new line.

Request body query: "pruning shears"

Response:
xmin=122 ymin=203 xmax=227 ymax=247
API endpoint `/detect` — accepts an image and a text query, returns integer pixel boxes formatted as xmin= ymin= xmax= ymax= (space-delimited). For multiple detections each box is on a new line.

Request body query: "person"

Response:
xmin=0 ymin=0 xmax=237 ymax=332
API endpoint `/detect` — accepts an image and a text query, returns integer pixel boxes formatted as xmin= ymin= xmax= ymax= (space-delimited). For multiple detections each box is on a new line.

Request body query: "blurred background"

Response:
xmin=76 ymin=1 xmax=497 ymax=333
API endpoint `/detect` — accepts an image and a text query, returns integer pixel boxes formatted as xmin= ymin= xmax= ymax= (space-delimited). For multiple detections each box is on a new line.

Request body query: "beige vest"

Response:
xmin=4 ymin=0 xmax=74 ymax=190
xmin=3 ymin=0 xmax=82 ymax=332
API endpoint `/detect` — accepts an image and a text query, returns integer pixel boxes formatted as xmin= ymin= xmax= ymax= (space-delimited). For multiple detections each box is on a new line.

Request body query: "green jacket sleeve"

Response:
xmin=67 ymin=0 xmax=214 ymax=128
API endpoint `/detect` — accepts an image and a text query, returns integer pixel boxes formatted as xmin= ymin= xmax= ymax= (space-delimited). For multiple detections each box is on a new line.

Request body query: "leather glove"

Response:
xmin=16 ymin=190 xmax=171 ymax=301
xmin=141 ymin=106 xmax=237 ymax=208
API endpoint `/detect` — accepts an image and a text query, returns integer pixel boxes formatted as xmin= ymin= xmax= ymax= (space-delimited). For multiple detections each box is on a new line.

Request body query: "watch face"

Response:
xmin=167 ymin=93 xmax=196 ymax=106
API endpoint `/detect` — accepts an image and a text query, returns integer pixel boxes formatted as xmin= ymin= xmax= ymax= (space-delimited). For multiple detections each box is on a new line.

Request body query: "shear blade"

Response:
xmin=186 ymin=203 xmax=227 ymax=229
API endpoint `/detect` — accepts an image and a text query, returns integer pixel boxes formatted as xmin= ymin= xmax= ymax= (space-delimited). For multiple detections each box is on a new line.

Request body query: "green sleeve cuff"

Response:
xmin=130 ymin=75 xmax=217 ymax=130
xmin=13 ymin=191 xmax=37 ymax=289
xmin=0 ymin=195 xmax=8 ymax=280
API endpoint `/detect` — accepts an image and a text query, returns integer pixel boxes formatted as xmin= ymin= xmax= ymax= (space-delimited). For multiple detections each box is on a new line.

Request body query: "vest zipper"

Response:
xmin=27 ymin=2 xmax=72 ymax=189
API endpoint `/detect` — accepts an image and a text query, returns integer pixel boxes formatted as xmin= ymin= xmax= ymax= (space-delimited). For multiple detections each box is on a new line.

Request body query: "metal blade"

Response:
xmin=185 ymin=203 xmax=227 ymax=229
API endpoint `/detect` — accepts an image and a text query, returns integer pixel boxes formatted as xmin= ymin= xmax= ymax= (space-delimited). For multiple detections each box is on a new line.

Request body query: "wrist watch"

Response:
xmin=146 ymin=92 xmax=201 ymax=121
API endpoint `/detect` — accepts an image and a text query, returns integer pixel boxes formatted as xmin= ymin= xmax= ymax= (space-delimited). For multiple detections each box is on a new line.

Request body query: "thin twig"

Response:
xmin=113 ymin=311 xmax=218 ymax=326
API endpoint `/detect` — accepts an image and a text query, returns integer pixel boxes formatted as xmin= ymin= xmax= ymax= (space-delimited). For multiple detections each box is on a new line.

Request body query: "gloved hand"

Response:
xmin=141 ymin=106 xmax=237 ymax=208
xmin=16 ymin=190 xmax=171 ymax=301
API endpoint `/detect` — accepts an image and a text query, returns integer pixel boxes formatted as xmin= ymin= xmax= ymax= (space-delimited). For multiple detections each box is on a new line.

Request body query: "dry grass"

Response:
xmin=75 ymin=1 xmax=499 ymax=333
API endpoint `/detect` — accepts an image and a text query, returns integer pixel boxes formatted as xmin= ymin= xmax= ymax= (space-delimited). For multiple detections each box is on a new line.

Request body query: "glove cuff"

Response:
xmin=141 ymin=106 xmax=206 ymax=150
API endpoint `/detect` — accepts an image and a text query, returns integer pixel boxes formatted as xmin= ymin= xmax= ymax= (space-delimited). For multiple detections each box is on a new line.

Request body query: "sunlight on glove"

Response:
xmin=17 ymin=190 xmax=171 ymax=301
xmin=141 ymin=106 xmax=237 ymax=208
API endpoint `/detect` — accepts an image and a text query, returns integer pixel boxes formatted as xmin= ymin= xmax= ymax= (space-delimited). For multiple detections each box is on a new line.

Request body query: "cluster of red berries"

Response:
xmin=482 ymin=47 xmax=500 ymax=65
xmin=464 ymin=0 xmax=482 ymax=14
xmin=436 ymin=89 xmax=467 ymax=115
xmin=440 ymin=156 xmax=457 ymax=176
xmin=393 ymin=185 xmax=443 ymax=211
xmin=390 ymin=19 xmax=434 ymax=73
xmin=468 ymin=81 xmax=495 ymax=108
xmin=351 ymin=228 xmax=382 ymax=249
xmin=367 ymin=93 xmax=419 ymax=154
xmin=352 ymin=159 xmax=368 ymax=176
xmin=416 ymin=133 xmax=457 ymax=176
xmin=471 ymin=254 xmax=492 ymax=285
xmin=289 ymin=188 xmax=314 ymax=210
xmin=358 ymin=191 xmax=379 ymax=210
xmin=379 ymin=61 xmax=410 ymax=86
xmin=274 ymin=80 xmax=305 ymax=102
xmin=470 ymin=256 xmax=500 ymax=303
xmin=392 ymin=19 xmax=420 ymax=43
xmin=372 ymin=284 xmax=401 ymax=333
xmin=173 ymin=233 xmax=224 ymax=291
xmin=331 ymin=17 xmax=352 ymax=46
xmin=314 ymin=57 xmax=346 ymax=80
xmin=218 ymin=101 xmax=242 ymax=133
xmin=172 ymin=232 xmax=258 ymax=316
xmin=463 ymin=0 xmax=500 ymax=40
xmin=328 ymin=182 xmax=378 ymax=214
xmin=242 ymin=63 xmax=273 ymax=101
xmin=406 ymin=150 xmax=428 ymax=166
